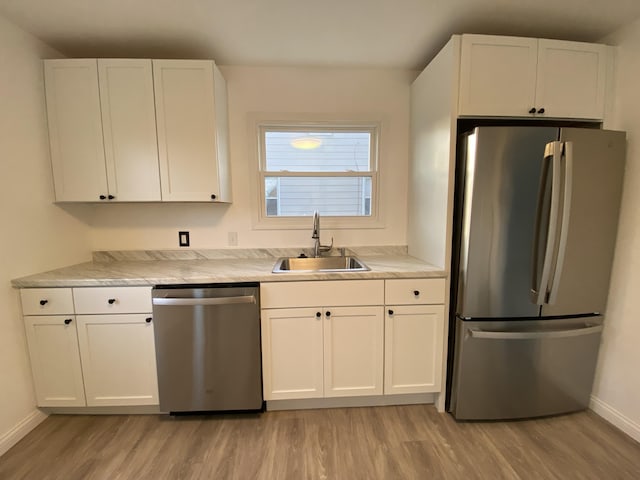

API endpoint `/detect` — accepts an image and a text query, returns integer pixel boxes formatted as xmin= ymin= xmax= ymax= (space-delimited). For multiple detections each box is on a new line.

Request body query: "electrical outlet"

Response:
xmin=228 ymin=231 xmax=238 ymax=246
xmin=178 ymin=231 xmax=190 ymax=247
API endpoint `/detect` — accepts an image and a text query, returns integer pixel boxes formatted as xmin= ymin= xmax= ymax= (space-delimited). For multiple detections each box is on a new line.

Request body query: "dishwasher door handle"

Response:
xmin=152 ymin=295 xmax=256 ymax=306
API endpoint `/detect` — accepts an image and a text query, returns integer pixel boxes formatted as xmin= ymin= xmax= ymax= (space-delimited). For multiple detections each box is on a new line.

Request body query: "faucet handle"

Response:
xmin=319 ymin=237 xmax=334 ymax=253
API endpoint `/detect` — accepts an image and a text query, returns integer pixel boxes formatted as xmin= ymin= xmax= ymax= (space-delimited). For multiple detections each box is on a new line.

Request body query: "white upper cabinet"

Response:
xmin=98 ymin=59 xmax=161 ymax=201
xmin=458 ymin=35 xmax=608 ymax=120
xmin=44 ymin=58 xmax=231 ymax=203
xmin=153 ymin=60 xmax=232 ymax=202
xmin=459 ymin=36 xmax=538 ymax=117
xmin=44 ymin=59 xmax=108 ymax=202
xmin=534 ymin=39 xmax=607 ymax=120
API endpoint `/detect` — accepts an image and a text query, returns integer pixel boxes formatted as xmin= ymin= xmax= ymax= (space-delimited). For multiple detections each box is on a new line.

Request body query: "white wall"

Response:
xmin=87 ymin=66 xmax=415 ymax=251
xmin=590 ymin=20 xmax=640 ymax=442
xmin=0 ymin=15 xmax=91 ymax=454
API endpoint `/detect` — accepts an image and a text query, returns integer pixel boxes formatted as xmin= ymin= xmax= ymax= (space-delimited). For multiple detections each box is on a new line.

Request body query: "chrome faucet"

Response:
xmin=311 ymin=210 xmax=333 ymax=258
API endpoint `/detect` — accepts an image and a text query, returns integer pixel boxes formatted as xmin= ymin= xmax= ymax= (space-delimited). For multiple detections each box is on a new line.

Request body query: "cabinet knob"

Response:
xmin=528 ymin=107 xmax=536 ymax=114
xmin=145 ymin=317 xmax=152 ymax=323
xmin=211 ymin=194 xmax=217 ymax=200
xmin=64 ymin=318 xmax=72 ymax=325
xmin=108 ymin=298 xmax=116 ymax=305
xmin=108 ymin=195 xmax=115 ymax=200
xmin=413 ymin=290 xmax=420 ymax=296
xmin=325 ymin=311 xmax=331 ymax=317
xmin=388 ymin=309 xmax=394 ymax=315
xmin=39 ymin=299 xmax=48 ymax=306
xmin=99 ymin=195 xmax=107 ymax=200
xmin=537 ymin=108 xmax=545 ymax=114
xmin=316 ymin=312 xmax=321 ymax=318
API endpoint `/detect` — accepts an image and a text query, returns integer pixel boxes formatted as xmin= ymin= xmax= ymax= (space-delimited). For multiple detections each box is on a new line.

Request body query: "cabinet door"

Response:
xmin=98 ymin=59 xmax=161 ymax=201
xmin=44 ymin=59 xmax=108 ymax=202
xmin=458 ymin=35 xmax=538 ymax=117
xmin=24 ymin=316 xmax=86 ymax=407
xmin=384 ymin=305 xmax=444 ymax=394
xmin=261 ymin=308 xmax=324 ymax=400
xmin=76 ymin=314 xmax=159 ymax=406
xmin=323 ymin=306 xmax=384 ymax=397
xmin=535 ymin=40 xmax=607 ymax=120
xmin=153 ymin=60 xmax=225 ymax=202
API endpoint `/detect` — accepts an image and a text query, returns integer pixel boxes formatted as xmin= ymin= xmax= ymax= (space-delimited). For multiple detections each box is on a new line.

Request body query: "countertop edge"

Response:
xmin=11 ymin=256 xmax=447 ymax=288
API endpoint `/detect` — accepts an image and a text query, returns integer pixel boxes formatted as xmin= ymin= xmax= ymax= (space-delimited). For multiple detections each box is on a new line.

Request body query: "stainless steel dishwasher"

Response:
xmin=152 ymin=283 xmax=263 ymax=413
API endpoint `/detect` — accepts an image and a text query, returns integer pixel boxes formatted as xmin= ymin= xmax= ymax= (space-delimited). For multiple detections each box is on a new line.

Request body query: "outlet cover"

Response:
xmin=178 ymin=231 xmax=190 ymax=247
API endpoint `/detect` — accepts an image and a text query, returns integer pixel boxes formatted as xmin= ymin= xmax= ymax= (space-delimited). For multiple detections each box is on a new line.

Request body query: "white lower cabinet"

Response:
xmin=260 ymin=280 xmax=385 ymax=401
xmin=24 ymin=315 xmax=86 ymax=407
xmin=21 ymin=286 xmax=158 ymax=408
xmin=261 ymin=308 xmax=324 ymax=400
xmin=76 ymin=314 xmax=159 ymax=406
xmin=384 ymin=278 xmax=446 ymax=395
xmin=261 ymin=305 xmax=384 ymax=401
xmin=384 ymin=305 xmax=444 ymax=394
xmin=323 ymin=306 xmax=384 ymax=397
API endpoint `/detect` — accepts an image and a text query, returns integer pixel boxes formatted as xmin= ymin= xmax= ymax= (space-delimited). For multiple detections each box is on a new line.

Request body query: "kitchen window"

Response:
xmin=255 ymin=122 xmax=380 ymax=228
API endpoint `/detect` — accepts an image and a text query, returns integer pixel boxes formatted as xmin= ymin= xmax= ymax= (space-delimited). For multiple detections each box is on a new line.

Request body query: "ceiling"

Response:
xmin=1 ymin=0 xmax=640 ymax=70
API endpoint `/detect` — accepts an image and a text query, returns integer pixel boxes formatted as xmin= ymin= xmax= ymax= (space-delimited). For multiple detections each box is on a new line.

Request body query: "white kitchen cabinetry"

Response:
xmin=72 ymin=287 xmax=158 ymax=406
xmin=98 ymin=59 xmax=161 ymax=201
xmin=260 ymin=280 xmax=384 ymax=401
xmin=260 ymin=308 xmax=324 ymax=400
xmin=24 ymin=315 xmax=86 ymax=407
xmin=458 ymin=35 xmax=607 ymax=119
xmin=323 ymin=306 xmax=384 ymax=397
xmin=20 ymin=286 xmax=158 ymax=408
xmin=44 ymin=58 xmax=231 ymax=203
xmin=153 ymin=60 xmax=231 ymax=202
xmin=20 ymin=288 xmax=86 ymax=407
xmin=45 ymin=59 xmax=160 ymax=202
xmin=44 ymin=60 xmax=107 ymax=202
xmin=384 ymin=279 xmax=446 ymax=395
xmin=76 ymin=314 xmax=158 ymax=406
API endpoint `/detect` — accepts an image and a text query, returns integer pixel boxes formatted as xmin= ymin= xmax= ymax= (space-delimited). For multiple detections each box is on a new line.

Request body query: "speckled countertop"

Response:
xmin=11 ymin=247 xmax=446 ymax=288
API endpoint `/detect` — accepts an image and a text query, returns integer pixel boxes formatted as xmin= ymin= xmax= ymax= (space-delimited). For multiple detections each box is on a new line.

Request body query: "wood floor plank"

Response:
xmin=1 ymin=405 xmax=639 ymax=480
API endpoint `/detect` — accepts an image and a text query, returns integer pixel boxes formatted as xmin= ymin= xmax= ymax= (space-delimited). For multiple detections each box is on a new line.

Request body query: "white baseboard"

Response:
xmin=590 ymin=395 xmax=640 ymax=443
xmin=0 ymin=409 xmax=48 ymax=457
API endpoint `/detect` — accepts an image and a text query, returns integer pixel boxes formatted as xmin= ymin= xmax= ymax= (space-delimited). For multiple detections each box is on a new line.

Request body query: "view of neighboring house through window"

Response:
xmin=259 ymin=125 xmax=377 ymax=218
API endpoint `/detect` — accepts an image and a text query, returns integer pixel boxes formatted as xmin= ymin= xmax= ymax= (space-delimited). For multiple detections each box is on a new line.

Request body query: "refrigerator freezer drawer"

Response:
xmin=450 ymin=316 xmax=602 ymax=420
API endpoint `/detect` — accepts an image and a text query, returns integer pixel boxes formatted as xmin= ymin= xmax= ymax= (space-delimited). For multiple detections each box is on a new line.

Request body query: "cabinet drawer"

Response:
xmin=385 ymin=278 xmax=445 ymax=305
xmin=261 ymin=280 xmax=384 ymax=309
xmin=21 ymin=288 xmax=74 ymax=315
xmin=73 ymin=286 xmax=152 ymax=314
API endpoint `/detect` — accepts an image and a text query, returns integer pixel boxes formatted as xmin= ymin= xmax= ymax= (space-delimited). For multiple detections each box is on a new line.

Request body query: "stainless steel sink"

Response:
xmin=272 ymin=256 xmax=370 ymax=273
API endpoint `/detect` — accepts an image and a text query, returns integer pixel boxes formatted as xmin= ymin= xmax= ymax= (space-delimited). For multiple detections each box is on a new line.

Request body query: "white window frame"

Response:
xmin=249 ymin=115 xmax=384 ymax=230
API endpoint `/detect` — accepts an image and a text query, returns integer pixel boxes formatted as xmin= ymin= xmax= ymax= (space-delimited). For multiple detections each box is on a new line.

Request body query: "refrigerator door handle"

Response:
xmin=548 ymin=142 xmax=573 ymax=304
xmin=533 ymin=141 xmax=562 ymax=305
xmin=468 ymin=323 xmax=603 ymax=340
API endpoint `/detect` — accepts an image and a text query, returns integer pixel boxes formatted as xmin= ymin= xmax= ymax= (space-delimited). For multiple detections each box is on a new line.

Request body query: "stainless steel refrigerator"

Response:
xmin=447 ymin=126 xmax=626 ymax=420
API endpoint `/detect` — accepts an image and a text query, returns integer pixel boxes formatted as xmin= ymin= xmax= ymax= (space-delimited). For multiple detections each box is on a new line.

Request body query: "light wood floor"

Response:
xmin=1 ymin=405 xmax=639 ymax=479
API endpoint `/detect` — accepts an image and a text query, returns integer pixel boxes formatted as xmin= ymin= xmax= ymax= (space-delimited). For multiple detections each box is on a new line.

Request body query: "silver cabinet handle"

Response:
xmin=468 ymin=324 xmax=602 ymax=340
xmin=152 ymin=295 xmax=256 ymax=306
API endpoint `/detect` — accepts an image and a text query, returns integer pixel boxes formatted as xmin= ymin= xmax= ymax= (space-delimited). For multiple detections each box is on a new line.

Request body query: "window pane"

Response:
xmin=265 ymin=176 xmax=372 ymax=217
xmin=264 ymin=131 xmax=371 ymax=172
